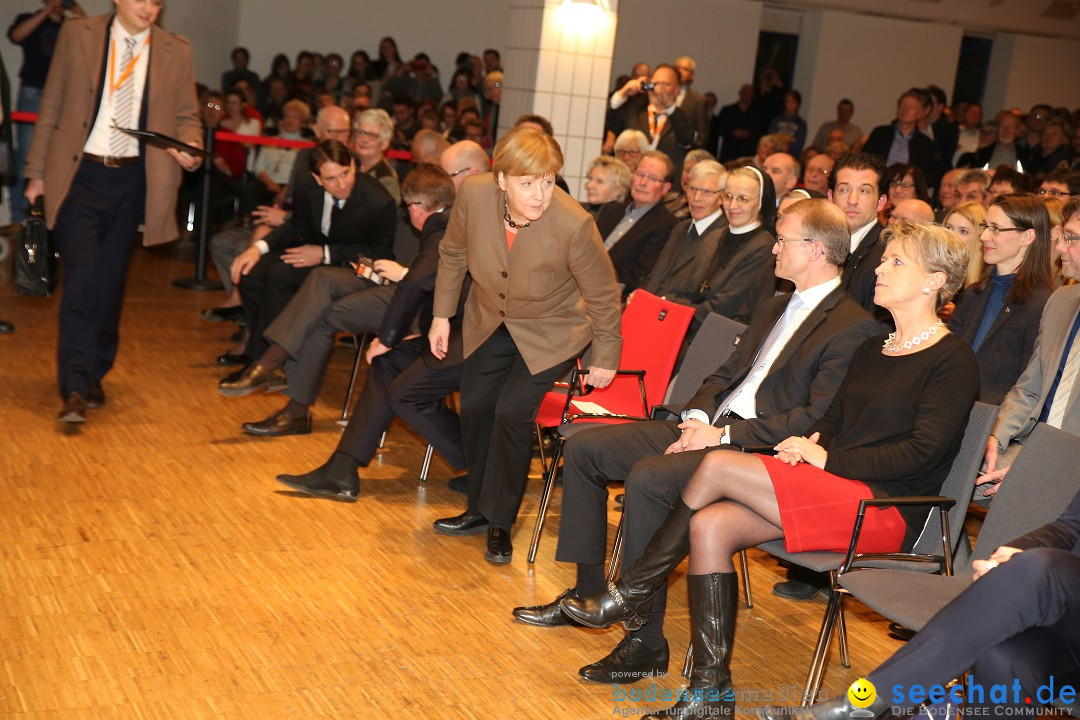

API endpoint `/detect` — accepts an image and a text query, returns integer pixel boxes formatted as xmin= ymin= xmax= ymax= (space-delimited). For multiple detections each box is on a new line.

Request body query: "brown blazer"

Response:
xmin=433 ymin=173 xmax=622 ymax=375
xmin=24 ymin=14 xmax=201 ymax=246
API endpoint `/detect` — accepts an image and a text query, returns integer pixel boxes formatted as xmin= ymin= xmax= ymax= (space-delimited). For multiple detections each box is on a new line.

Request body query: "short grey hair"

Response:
xmin=688 ymin=159 xmax=727 ymax=188
xmin=881 ymin=221 xmax=969 ymax=309
xmin=354 ymin=108 xmax=394 ymax=143
xmin=587 ymin=155 xmax=632 ymax=201
xmin=614 ymin=129 xmax=649 ymax=153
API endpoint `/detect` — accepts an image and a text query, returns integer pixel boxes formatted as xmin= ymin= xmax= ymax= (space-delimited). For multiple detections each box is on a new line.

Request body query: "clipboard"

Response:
xmin=116 ymin=127 xmax=209 ymax=157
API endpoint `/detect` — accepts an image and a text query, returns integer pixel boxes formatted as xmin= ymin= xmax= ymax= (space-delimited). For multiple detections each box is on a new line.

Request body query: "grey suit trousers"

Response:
xmin=262 ymin=266 xmax=393 ymax=406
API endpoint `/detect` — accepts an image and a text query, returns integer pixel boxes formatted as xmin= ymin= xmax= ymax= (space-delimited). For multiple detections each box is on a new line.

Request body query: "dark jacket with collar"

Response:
xmin=378 ymin=210 xmax=469 ymax=368
xmin=596 ymin=199 xmax=678 ymax=293
xmin=863 ymin=122 xmax=942 ymax=188
xmin=949 ymin=279 xmax=1052 ymax=405
xmin=687 ymin=224 xmax=777 ymax=325
xmin=956 ymin=142 xmax=1030 ymax=170
xmin=841 ymin=222 xmax=889 ymax=322
xmin=264 ymin=170 xmax=396 ymax=265
xmin=680 ymin=286 xmax=882 ymax=447
xmin=606 ymin=95 xmax=695 ymax=190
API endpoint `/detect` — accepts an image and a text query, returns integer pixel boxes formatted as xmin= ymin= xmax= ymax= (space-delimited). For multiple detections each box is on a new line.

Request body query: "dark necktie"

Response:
xmin=330 ymin=198 xmax=343 ymax=227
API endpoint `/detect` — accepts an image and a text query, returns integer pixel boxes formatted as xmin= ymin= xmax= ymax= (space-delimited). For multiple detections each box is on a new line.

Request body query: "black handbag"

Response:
xmin=13 ymin=201 xmax=58 ymax=297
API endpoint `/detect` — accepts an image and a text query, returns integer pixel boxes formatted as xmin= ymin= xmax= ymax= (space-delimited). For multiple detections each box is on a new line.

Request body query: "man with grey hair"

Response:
xmin=438 ymin=140 xmax=489 ymax=190
xmin=675 ymin=56 xmax=709 ymax=149
xmin=512 ymin=198 xmax=880 ymax=685
xmin=763 ymin=152 xmax=801 ymax=201
xmin=956 ymin=168 xmax=992 ymax=208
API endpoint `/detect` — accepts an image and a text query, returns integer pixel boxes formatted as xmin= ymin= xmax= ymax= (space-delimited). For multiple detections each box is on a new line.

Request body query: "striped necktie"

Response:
xmin=109 ymin=37 xmax=138 ymax=158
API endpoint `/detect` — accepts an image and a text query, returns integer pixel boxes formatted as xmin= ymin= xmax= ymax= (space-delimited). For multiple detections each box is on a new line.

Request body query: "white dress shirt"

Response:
xmin=84 ymin=20 xmax=151 ymax=158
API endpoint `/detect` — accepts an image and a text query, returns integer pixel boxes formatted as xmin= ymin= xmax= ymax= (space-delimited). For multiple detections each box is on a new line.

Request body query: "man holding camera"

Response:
xmin=607 ymin=64 xmax=695 ymax=191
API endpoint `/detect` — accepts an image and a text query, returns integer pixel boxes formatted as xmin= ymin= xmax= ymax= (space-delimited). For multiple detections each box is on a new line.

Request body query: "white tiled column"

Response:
xmin=502 ymin=0 xmax=618 ymax=201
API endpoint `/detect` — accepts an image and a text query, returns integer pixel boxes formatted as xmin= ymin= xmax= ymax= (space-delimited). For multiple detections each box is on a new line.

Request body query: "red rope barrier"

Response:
xmin=10 ymin=112 xmax=412 ymax=161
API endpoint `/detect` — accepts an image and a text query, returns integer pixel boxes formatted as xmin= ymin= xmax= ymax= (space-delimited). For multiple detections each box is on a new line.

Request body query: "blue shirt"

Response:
xmin=971 ymin=271 xmax=1014 ymax=352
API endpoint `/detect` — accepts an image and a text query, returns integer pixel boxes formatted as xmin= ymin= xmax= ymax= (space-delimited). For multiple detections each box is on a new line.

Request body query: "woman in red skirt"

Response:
xmin=560 ymin=219 xmax=980 ymax=719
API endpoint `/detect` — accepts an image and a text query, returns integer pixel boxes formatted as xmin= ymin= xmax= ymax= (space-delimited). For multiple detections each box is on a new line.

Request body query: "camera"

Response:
xmin=61 ymin=0 xmax=75 ymax=9
xmin=641 ymin=81 xmax=656 ymax=91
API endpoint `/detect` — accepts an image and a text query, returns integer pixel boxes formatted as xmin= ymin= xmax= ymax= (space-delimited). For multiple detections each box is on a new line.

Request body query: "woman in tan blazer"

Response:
xmin=429 ymin=127 xmax=623 ymax=564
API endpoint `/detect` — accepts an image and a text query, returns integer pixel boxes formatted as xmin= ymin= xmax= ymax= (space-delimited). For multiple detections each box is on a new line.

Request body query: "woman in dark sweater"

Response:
xmin=949 ymin=194 xmax=1054 ymax=404
xmin=559 ymin=220 xmax=979 ymax=719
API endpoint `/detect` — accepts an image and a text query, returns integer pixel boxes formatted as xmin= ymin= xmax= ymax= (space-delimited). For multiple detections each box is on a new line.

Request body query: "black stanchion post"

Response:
xmin=172 ymin=124 xmax=223 ymax=291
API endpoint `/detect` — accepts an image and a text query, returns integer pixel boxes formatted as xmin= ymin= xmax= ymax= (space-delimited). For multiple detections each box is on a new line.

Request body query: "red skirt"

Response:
xmin=758 ymin=454 xmax=907 ymax=554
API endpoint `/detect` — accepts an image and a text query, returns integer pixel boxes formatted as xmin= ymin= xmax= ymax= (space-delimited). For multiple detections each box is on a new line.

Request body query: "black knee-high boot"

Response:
xmin=560 ymin=499 xmax=695 ymax=630
xmin=649 ymin=572 xmax=739 ymax=719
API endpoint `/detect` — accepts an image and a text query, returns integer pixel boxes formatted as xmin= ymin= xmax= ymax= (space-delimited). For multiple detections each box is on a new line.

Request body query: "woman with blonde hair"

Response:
xmin=943 ymin=200 xmax=987 ymax=287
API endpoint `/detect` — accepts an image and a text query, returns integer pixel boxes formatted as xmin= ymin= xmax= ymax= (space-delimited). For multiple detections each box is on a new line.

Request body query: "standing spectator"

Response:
xmin=952 ymin=102 xmax=983 ymax=166
xmin=811 ymin=98 xmax=862 ymax=150
xmin=925 ymin=85 xmax=958 ymax=171
xmin=373 ymin=36 xmax=402 ymax=81
xmin=8 ymin=0 xmax=83 ymax=223
xmin=863 ymin=88 xmax=941 ymax=189
xmin=674 ymin=56 xmax=709 ymax=149
xmin=767 ymin=90 xmax=807 ymax=155
xmin=221 ymin=47 xmax=261 ymax=107
xmin=716 ymin=83 xmax=756 ymax=161
xmin=264 ymin=53 xmax=291 ymax=93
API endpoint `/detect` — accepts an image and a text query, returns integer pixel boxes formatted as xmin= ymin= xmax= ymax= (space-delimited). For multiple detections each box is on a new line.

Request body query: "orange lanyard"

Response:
xmin=109 ymin=34 xmax=150 ymax=96
xmin=648 ymin=108 xmax=666 ymax=141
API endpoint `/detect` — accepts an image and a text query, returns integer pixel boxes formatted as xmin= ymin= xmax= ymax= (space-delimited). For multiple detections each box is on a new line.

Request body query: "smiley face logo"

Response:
xmin=848 ymin=678 xmax=876 ymax=709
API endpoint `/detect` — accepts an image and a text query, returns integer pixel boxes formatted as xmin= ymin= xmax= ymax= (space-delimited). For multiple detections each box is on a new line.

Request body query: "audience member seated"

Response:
xmin=950 ymin=194 xmax=1054 ymax=404
xmin=1038 ymin=167 xmax=1080 ymax=200
xmin=980 ymin=196 xmax=1080 ymax=500
xmin=249 ymin=99 xmax=310 ymax=207
xmin=943 ymin=200 xmax=987 ymax=289
xmin=753 ymin=133 xmax=785 ymax=169
xmin=595 ymin=150 xmax=679 ymax=293
xmin=888 ymin=198 xmax=934 ymax=226
xmin=559 ymin=221 xmax=976 ymax=718
xmin=511 ymin=198 xmax=880 ymax=686
xmin=607 ymin=64 xmax=695 ymax=190
xmin=613 ymin=128 xmax=649 ymax=173
xmin=351 ymin=108 xmax=401 ymax=203
xmin=957 ymin=111 xmax=1028 ymax=170
xmin=762 ymin=151 xmax=800 ymax=202
xmin=664 ymin=149 xmax=715 ymax=219
xmin=956 ymin=167 xmax=991 ymax=208
xmin=829 ymin=152 xmax=889 ymax=319
xmin=801 ymin=152 xmax=833 ymax=195
xmin=934 ymin=167 xmax=963 ymax=220
xmin=810 ymin=98 xmax=862 ymax=151
xmin=221 ymin=140 xmax=396 ymax=393
xmin=951 ymin=100 xmax=983 ymax=165
xmin=273 ymin=166 xmax=467 ymax=500
xmin=862 ymin=88 xmax=941 ymax=189
xmin=583 ymin=155 xmax=631 ymax=219
xmin=1029 ymin=116 xmax=1072 ymax=181
xmin=410 ymin=128 xmax=450 ymax=165
xmin=766 ymin=90 xmax=807 ymax=155
xmin=988 ymin=165 xmax=1033 ymax=203
xmin=879 ymin=163 xmax=930 ymax=225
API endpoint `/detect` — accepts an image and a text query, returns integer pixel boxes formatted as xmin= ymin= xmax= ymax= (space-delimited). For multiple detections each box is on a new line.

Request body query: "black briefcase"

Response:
xmin=13 ymin=201 xmax=57 ymax=297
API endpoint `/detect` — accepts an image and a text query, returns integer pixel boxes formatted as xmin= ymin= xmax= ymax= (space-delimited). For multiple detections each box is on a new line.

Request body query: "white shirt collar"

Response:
xmin=729 ymin=219 xmax=762 ymax=235
xmin=791 ymin=275 xmax=841 ymax=312
xmin=111 ymin=17 xmax=151 ymax=45
xmin=849 ymin=219 xmax=877 ymax=254
xmin=692 ymin=208 xmax=724 ymax=235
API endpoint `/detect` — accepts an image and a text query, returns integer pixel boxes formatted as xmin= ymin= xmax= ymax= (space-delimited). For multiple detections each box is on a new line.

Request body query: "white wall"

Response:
xmin=612 ymin=0 xmax=763 ymax=111
xmin=794 ymin=9 xmax=962 ymax=145
xmin=984 ymin=34 xmax=1080 ymax=114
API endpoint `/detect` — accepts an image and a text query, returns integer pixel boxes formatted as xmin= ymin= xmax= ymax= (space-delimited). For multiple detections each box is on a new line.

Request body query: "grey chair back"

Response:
xmin=967 ymin=422 xmax=1080 ymax=567
xmin=664 ymin=313 xmax=746 ymax=406
xmin=908 ymin=402 xmax=998 ymax=558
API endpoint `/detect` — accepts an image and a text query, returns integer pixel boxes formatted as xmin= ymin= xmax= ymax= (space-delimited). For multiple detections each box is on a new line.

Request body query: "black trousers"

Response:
xmin=871 ymin=548 xmax=1080 ymax=710
xmin=52 ymin=160 xmax=146 ymax=398
xmin=237 ymin=252 xmax=316 ymax=360
xmin=460 ymin=325 xmax=572 ymax=529
xmin=337 ymin=338 xmax=465 ymax=471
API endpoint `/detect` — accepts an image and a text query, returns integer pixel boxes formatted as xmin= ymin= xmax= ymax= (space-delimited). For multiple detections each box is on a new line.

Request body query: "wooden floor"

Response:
xmin=0 ymin=238 xmax=912 ymax=719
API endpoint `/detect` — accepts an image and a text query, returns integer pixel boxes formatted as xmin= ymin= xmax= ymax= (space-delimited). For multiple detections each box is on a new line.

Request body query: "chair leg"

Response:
xmin=535 ymin=424 xmax=548 ymax=475
xmin=527 ymin=437 xmax=565 ymax=564
xmin=418 ymin=444 xmax=434 ymax=484
xmin=681 ymin=640 xmax=693 ymax=679
xmin=607 ymin=512 xmax=625 ymax=583
xmin=378 ymin=431 xmax=386 ymax=449
xmin=738 ymin=550 xmax=753 ymax=608
xmin=836 ymin=594 xmax=851 ymax=669
xmin=801 ymin=572 xmax=843 ymax=707
xmin=339 ymin=333 xmax=368 ymax=425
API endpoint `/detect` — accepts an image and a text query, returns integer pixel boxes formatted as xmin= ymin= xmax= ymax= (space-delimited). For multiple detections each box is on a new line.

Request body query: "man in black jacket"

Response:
xmin=275 ymin=165 xmax=465 ymax=501
xmin=512 ymin=199 xmax=881 ymax=684
xmin=862 ymin=89 xmax=941 ymax=189
xmin=828 ymin=152 xmax=889 ymax=321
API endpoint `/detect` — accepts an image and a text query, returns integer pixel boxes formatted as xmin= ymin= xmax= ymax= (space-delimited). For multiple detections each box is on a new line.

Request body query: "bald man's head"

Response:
xmin=439 ymin=140 xmax=489 ymax=189
xmin=890 ymin=198 xmax=935 ymax=226
xmin=315 ymin=106 xmax=351 ymax=143
xmin=762 ymin=152 xmax=800 ymax=198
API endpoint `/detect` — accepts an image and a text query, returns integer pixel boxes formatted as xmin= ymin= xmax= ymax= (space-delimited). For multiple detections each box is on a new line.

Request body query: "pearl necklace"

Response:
xmin=883 ymin=321 xmax=945 ymax=354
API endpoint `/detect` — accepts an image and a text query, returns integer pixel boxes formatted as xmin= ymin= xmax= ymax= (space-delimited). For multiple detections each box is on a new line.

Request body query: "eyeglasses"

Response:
xmin=723 ymin=192 xmax=757 ymax=206
xmin=448 ymin=167 xmax=472 ymax=177
xmin=633 ymin=171 xmax=666 ymax=185
xmin=352 ymin=129 xmax=382 ymax=140
xmin=890 ymin=181 xmax=916 ymax=190
xmin=774 ymin=235 xmax=813 ymax=247
xmin=686 ymin=185 xmax=721 ymax=198
xmin=205 ymin=102 xmax=222 ymax=111
xmin=1062 ymin=231 xmax=1080 ymax=246
xmin=805 ymin=167 xmax=830 ymax=176
xmin=324 ymin=128 xmax=350 ymax=137
xmin=616 ymin=149 xmax=642 ymax=157
xmin=1038 ymin=187 xmax=1071 ymax=198
xmin=978 ymin=222 xmax=1023 ymax=236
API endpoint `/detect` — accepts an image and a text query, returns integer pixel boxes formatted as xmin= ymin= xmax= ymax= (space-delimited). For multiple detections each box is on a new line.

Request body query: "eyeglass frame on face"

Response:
xmin=890 ymin=180 xmax=916 ymax=190
xmin=448 ymin=167 xmax=472 ymax=177
xmin=774 ymin=235 xmax=815 ymax=247
xmin=1038 ymin=187 xmax=1070 ymax=198
xmin=352 ymin=128 xmax=382 ymax=141
xmin=723 ymin=191 xmax=757 ymax=206
xmin=978 ymin=221 xmax=1023 ymax=236
xmin=323 ymin=127 xmax=350 ymax=138
xmin=1061 ymin=231 xmax=1080 ymax=246
xmin=633 ymin=171 xmax=666 ymax=185
xmin=806 ymin=166 xmax=830 ymax=176
xmin=616 ymin=148 xmax=642 ymax=157
xmin=686 ymin=184 xmax=721 ymax=198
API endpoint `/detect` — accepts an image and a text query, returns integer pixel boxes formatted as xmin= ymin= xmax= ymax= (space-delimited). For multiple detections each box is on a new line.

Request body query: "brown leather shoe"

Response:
xmin=219 ymin=364 xmax=287 ymax=397
xmin=87 ymin=379 xmax=106 ymax=409
xmin=58 ymin=392 xmax=88 ymax=423
xmin=242 ymin=408 xmax=311 ymax=437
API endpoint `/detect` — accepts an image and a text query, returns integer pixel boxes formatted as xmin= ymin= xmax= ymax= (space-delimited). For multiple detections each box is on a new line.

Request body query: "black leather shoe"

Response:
xmin=217 ymin=352 xmax=250 ymax=367
xmin=201 ymin=305 xmax=244 ymax=323
xmin=772 ymin=578 xmax=830 ymax=601
xmin=486 ymin=526 xmax=512 ymax=564
xmin=86 ymin=379 xmax=106 ymax=409
xmin=513 ymin=588 xmax=581 ymax=627
xmin=888 ymin=622 xmax=915 ymax=640
xmin=276 ymin=452 xmax=360 ymax=502
xmin=447 ymin=474 xmax=468 ymax=494
xmin=242 ymin=409 xmax=312 ymax=437
xmin=58 ymin=392 xmax=88 ymax=423
xmin=579 ymin=635 xmax=669 ymax=684
xmin=433 ymin=511 xmax=489 ymax=536
xmin=560 ymin=581 xmax=652 ymax=631
xmin=0 ymin=320 xmax=13 ymax=334
xmin=219 ymin=363 xmax=287 ymax=397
